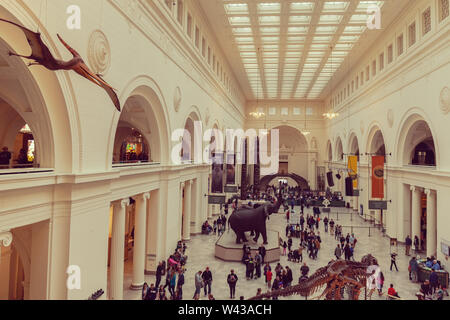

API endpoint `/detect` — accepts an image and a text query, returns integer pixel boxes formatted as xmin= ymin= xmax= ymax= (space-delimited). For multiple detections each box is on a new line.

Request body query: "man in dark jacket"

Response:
xmin=258 ymin=245 xmax=266 ymax=264
xmin=147 ymin=283 xmax=158 ymax=300
xmin=300 ymin=263 xmax=309 ymax=277
xmin=227 ymin=270 xmax=238 ymax=299
xmin=405 ymin=235 xmax=412 ymax=256
xmin=285 ymin=266 xmax=293 ymax=287
xmin=429 ymin=270 xmax=439 ymax=293
xmin=202 ymin=267 xmax=213 ymax=296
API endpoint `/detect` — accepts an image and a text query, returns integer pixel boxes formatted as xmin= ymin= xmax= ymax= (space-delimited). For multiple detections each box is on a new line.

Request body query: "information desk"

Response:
xmin=417 ymin=259 xmax=449 ymax=288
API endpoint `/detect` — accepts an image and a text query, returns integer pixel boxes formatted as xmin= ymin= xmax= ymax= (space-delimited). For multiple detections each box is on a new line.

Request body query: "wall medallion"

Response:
xmin=87 ymin=30 xmax=111 ymax=75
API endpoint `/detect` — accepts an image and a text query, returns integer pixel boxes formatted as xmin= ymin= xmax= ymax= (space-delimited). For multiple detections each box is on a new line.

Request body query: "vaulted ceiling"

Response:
xmin=199 ymin=0 xmax=410 ymax=101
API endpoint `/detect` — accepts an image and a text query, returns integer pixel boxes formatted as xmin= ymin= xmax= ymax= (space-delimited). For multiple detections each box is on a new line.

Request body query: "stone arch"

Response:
xmin=334 ymin=136 xmax=344 ymax=161
xmin=395 ymin=110 xmax=438 ymax=167
xmin=366 ymin=123 xmax=387 ymax=158
xmin=348 ymin=132 xmax=360 ymax=161
xmin=108 ymin=76 xmax=171 ymax=165
xmin=0 ymin=4 xmax=77 ymax=171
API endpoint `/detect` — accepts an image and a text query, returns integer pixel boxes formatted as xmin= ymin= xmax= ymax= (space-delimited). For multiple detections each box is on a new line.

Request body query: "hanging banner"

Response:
xmin=371 ymin=156 xmax=385 ymax=199
xmin=226 ymin=153 xmax=235 ymax=185
xmin=348 ymin=155 xmax=358 ymax=190
xmin=211 ymin=153 xmax=224 ymax=194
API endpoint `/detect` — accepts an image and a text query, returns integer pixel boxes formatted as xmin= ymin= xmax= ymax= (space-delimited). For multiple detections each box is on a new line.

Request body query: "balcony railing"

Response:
xmin=112 ymin=161 xmax=161 ymax=169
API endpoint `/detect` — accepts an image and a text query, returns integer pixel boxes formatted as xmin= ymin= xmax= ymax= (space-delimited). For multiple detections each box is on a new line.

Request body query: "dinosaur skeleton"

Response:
xmin=249 ymin=254 xmax=379 ymax=300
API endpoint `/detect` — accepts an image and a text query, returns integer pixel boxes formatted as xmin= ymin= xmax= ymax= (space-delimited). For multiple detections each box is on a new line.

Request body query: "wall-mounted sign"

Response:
xmin=369 ymin=200 xmax=388 ymax=210
xmin=208 ymin=195 xmax=226 ymax=205
xmin=224 ymin=186 xmax=238 ymax=193
xmin=441 ymin=239 xmax=450 ymax=256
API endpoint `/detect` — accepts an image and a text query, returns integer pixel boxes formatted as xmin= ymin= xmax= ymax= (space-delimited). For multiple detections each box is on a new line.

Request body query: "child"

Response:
xmin=266 ymin=269 xmax=273 ymax=289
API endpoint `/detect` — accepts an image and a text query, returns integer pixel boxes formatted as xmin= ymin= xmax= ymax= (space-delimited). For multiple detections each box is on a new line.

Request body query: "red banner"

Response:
xmin=371 ymin=156 xmax=385 ymax=199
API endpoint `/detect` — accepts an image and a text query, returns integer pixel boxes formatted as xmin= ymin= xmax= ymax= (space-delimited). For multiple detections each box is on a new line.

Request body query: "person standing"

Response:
xmin=405 ymin=235 xmax=412 ymax=256
xmin=177 ymin=269 xmax=184 ymax=300
xmin=409 ymin=257 xmax=419 ymax=282
xmin=334 ymin=244 xmax=342 ymax=260
xmin=288 ymin=237 xmax=293 ymax=252
xmin=202 ymin=267 xmax=212 ymax=296
xmin=0 ymin=147 xmax=12 ymax=167
xmin=300 ymin=263 xmax=309 ymax=277
xmin=390 ymin=252 xmax=399 ymax=271
xmin=255 ymin=252 xmax=262 ymax=279
xmin=323 ymin=216 xmax=329 ymax=233
xmin=155 ymin=261 xmax=164 ymax=288
xmin=429 ymin=270 xmax=439 ymax=294
xmin=285 ymin=266 xmax=293 ymax=287
xmin=227 ymin=270 xmax=238 ymax=299
xmin=271 ymin=276 xmax=281 ymax=300
xmin=147 ymin=283 xmax=158 ymax=300
xmin=377 ymin=271 xmax=385 ymax=296
xmin=193 ymin=271 xmax=203 ymax=300
xmin=414 ymin=236 xmax=420 ymax=252
xmin=258 ymin=245 xmax=266 ymax=264
xmin=282 ymin=241 xmax=287 ymax=256
xmin=142 ymin=282 xmax=149 ymax=300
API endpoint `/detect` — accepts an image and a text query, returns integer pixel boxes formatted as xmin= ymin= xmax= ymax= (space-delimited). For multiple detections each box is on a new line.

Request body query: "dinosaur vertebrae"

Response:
xmin=248 ymin=254 xmax=378 ymax=301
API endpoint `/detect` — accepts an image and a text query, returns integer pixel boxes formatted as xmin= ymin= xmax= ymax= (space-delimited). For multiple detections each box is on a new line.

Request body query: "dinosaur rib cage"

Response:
xmin=248 ymin=254 xmax=378 ymax=301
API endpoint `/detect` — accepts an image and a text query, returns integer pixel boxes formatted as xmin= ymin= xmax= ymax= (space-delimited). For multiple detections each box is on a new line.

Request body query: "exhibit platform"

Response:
xmin=215 ymin=229 xmax=280 ymax=263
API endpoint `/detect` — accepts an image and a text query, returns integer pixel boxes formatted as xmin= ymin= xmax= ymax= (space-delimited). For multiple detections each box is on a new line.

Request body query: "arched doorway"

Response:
xmin=335 ymin=137 xmax=344 ymax=161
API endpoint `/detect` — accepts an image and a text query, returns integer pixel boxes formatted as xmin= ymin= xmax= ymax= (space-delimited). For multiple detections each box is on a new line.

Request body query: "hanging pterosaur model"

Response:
xmin=0 ymin=18 xmax=120 ymax=111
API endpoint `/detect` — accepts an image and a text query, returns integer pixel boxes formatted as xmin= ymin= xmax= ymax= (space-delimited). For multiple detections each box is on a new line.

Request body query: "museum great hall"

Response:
xmin=0 ymin=0 xmax=449 ymax=300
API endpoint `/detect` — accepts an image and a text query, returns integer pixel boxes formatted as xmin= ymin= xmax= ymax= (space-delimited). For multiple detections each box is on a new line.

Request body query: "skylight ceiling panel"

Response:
xmin=350 ymin=14 xmax=369 ymax=24
xmin=312 ymin=36 xmax=333 ymax=43
xmin=343 ymin=26 xmax=366 ymax=34
xmin=238 ymin=44 xmax=256 ymax=51
xmin=310 ymin=44 xmax=330 ymax=50
xmin=260 ymin=27 xmax=281 ymax=35
xmin=290 ymin=2 xmax=315 ymax=13
xmin=232 ymin=27 xmax=253 ymax=35
xmin=284 ymin=63 xmax=300 ymax=69
xmin=305 ymin=57 xmax=323 ymax=64
xmin=240 ymin=51 xmax=257 ymax=57
xmin=263 ymin=51 xmax=280 ymax=57
xmin=319 ymin=15 xmax=343 ymax=24
xmin=261 ymin=36 xmax=280 ymax=44
xmin=308 ymin=51 xmax=326 ymax=57
xmin=287 ymin=36 xmax=306 ymax=43
xmin=286 ymin=44 xmax=304 ymax=51
xmin=224 ymin=3 xmax=249 ymax=14
xmin=257 ymin=2 xmax=281 ymax=14
xmin=228 ymin=16 xmax=251 ymax=26
xmin=287 ymin=26 xmax=309 ymax=35
xmin=289 ymin=15 xmax=312 ymax=24
xmin=323 ymin=1 xmax=349 ymax=13
xmin=315 ymin=26 xmax=339 ymax=34
xmin=355 ymin=1 xmax=385 ymax=13
xmin=339 ymin=35 xmax=361 ymax=43
xmin=262 ymin=44 xmax=279 ymax=51
xmin=235 ymin=37 xmax=255 ymax=44
xmin=263 ymin=57 xmax=279 ymax=64
xmin=285 ymin=57 xmax=301 ymax=63
xmin=259 ymin=15 xmax=281 ymax=25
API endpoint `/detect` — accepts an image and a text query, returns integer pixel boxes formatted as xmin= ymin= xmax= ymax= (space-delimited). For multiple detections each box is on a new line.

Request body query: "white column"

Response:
xmin=425 ymin=189 xmax=437 ymax=257
xmin=110 ymin=199 xmax=129 ymax=300
xmin=179 ymin=182 xmax=185 ymax=240
xmin=410 ymin=186 xmax=421 ymax=245
xmin=131 ymin=193 xmax=150 ymax=290
xmin=183 ymin=180 xmax=192 ymax=241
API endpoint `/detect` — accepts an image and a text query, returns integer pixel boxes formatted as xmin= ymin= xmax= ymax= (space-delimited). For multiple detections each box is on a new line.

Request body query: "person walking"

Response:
xmin=409 ymin=256 xmax=419 ymax=282
xmin=323 ymin=216 xmax=329 ymax=233
xmin=390 ymin=252 xmax=399 ymax=271
xmin=405 ymin=235 xmax=412 ymax=256
xmin=288 ymin=237 xmax=293 ymax=252
xmin=334 ymin=244 xmax=342 ymax=260
xmin=227 ymin=270 xmax=238 ymax=299
xmin=202 ymin=267 xmax=213 ymax=296
xmin=193 ymin=271 xmax=203 ymax=300
xmin=176 ymin=269 xmax=184 ymax=300
xmin=282 ymin=241 xmax=287 ymax=256
xmin=377 ymin=271 xmax=385 ymax=296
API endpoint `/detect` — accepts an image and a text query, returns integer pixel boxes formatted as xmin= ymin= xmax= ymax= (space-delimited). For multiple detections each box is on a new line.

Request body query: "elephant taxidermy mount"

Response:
xmin=228 ymin=190 xmax=282 ymax=245
xmin=0 ymin=18 xmax=120 ymax=111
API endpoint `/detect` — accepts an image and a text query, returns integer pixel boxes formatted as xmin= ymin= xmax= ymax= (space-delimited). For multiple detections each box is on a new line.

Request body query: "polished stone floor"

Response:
xmin=121 ymin=206 xmax=448 ymax=301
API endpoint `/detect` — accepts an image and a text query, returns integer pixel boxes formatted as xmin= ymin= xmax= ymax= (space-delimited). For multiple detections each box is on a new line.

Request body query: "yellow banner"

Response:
xmin=348 ymin=155 xmax=358 ymax=189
